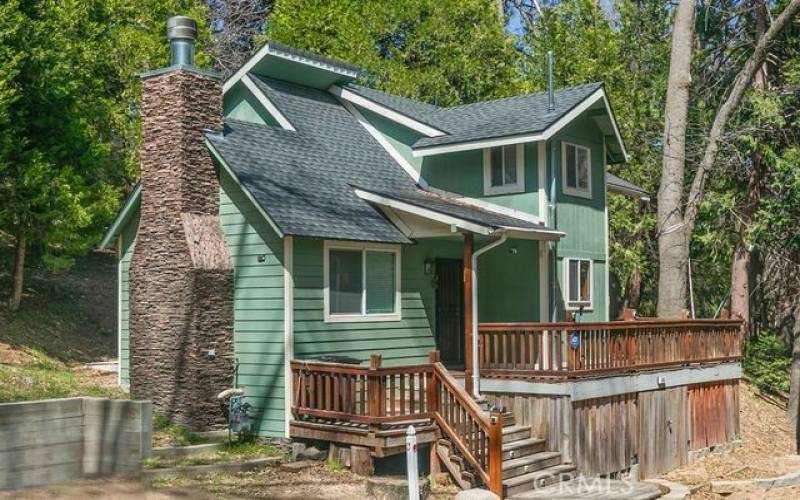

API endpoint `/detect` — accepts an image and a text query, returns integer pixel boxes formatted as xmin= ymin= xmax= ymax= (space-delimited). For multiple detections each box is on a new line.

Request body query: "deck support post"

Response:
xmin=463 ymin=233 xmax=474 ymax=396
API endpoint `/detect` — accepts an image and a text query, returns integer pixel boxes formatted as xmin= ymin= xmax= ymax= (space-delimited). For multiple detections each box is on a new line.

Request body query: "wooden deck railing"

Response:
xmin=290 ymin=352 xmax=503 ymax=496
xmin=478 ymin=319 xmax=744 ymax=379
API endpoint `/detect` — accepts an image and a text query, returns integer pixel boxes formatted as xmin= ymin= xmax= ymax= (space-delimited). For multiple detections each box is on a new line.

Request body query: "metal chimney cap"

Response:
xmin=167 ymin=16 xmax=197 ymax=41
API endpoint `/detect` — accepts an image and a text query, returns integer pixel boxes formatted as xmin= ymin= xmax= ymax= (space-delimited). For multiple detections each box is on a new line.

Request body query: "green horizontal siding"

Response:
xmin=220 ymin=171 xmax=286 ymax=438
xmin=551 ymin=116 xmax=609 ymax=321
xmin=293 ymin=238 xmax=441 ymax=367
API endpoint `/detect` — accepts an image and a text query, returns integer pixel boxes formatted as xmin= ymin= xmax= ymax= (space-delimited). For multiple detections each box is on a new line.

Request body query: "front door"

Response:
xmin=435 ymin=258 xmax=464 ymax=367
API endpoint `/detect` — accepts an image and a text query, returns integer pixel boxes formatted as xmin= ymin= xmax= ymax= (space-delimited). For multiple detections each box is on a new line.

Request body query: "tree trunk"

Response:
xmin=788 ymin=296 xmax=800 ymax=453
xmin=731 ymin=153 xmax=763 ymax=331
xmin=625 ymin=268 xmax=642 ymax=311
xmin=656 ymin=0 xmax=695 ymax=318
xmin=731 ymin=1 xmax=769 ymax=335
xmin=8 ymin=234 xmax=26 ymax=312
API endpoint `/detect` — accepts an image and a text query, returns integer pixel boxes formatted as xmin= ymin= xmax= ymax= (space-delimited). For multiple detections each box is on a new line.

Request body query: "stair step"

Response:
xmin=502 ymin=412 xmax=516 ymax=427
xmin=502 ymin=451 xmax=562 ymax=480
xmin=502 ymin=425 xmax=531 ymax=442
xmin=501 ymin=437 xmax=546 ymax=460
xmin=503 ymin=464 xmax=577 ymax=497
xmin=449 ymin=454 xmax=464 ymax=468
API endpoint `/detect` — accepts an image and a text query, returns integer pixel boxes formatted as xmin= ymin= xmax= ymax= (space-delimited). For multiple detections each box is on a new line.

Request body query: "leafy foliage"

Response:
xmin=744 ymin=333 xmax=791 ymax=394
xmin=266 ymin=0 xmax=522 ymax=105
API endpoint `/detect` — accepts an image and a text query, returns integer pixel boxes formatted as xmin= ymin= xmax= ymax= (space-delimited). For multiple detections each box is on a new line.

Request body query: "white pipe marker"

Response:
xmin=406 ymin=425 xmax=419 ymax=500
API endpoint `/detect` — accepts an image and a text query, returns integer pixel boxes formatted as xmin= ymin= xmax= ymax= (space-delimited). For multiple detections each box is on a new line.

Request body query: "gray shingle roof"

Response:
xmin=343 ymin=82 xmax=604 ymax=149
xmin=355 ymin=187 xmax=547 ymax=231
xmin=207 ymin=75 xmax=542 ymax=243
xmin=606 ymin=173 xmax=649 ymax=198
xmin=264 ymin=41 xmax=363 ymax=75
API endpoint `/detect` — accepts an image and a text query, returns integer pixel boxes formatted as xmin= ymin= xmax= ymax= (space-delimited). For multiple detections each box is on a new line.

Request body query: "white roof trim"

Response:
xmin=206 ymin=139 xmax=285 ymax=238
xmin=98 ymin=183 xmax=141 ymax=250
xmin=223 ymin=42 xmax=360 ymax=94
xmin=411 ymin=88 xmax=608 ymax=157
xmin=339 ymin=97 xmax=428 ymax=188
xmin=354 ymin=189 xmax=492 ymax=235
xmin=504 ymin=226 xmax=564 ymax=241
xmin=426 ymin=186 xmax=540 ymax=225
xmin=241 ymin=75 xmax=296 ymax=131
xmin=355 ymin=188 xmax=564 ymax=241
xmin=607 ymin=183 xmax=651 ymax=202
xmin=600 ymin=92 xmax=629 ymax=162
xmin=330 ymin=85 xmax=447 ymax=138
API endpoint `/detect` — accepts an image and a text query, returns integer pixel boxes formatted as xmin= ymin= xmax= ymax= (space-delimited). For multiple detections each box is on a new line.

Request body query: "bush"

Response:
xmin=744 ymin=333 xmax=791 ymax=394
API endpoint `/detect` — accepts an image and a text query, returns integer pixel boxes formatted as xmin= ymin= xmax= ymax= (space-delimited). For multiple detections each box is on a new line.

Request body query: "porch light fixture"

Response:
xmin=424 ymin=258 xmax=435 ymax=275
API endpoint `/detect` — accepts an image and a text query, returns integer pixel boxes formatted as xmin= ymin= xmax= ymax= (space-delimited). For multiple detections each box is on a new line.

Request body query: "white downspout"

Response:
xmin=471 ymin=231 xmax=508 ymax=399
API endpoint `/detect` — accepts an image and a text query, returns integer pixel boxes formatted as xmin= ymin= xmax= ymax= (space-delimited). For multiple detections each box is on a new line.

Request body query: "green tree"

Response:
xmin=266 ymin=0 xmax=522 ymax=105
xmin=0 ymin=0 xmax=210 ymax=311
xmin=520 ymin=0 xmax=670 ymax=315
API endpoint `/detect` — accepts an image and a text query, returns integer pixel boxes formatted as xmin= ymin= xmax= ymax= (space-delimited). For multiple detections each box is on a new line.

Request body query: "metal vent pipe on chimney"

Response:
xmin=547 ymin=50 xmax=555 ymax=111
xmin=167 ymin=16 xmax=197 ymax=67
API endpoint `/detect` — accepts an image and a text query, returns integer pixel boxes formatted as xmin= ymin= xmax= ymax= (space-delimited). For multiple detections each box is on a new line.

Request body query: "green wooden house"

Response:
xmin=100 ymin=41 xmax=648 ymax=438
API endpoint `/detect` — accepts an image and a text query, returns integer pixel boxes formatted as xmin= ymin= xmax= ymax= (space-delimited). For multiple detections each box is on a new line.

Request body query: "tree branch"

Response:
xmin=684 ymin=0 xmax=800 ymax=235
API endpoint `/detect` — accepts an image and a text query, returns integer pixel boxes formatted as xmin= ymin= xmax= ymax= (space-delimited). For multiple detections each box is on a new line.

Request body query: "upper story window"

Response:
xmin=565 ymin=257 xmax=593 ymax=310
xmin=324 ymin=241 xmax=401 ymax=322
xmin=562 ymin=142 xmax=592 ymax=199
xmin=483 ymin=144 xmax=524 ymax=195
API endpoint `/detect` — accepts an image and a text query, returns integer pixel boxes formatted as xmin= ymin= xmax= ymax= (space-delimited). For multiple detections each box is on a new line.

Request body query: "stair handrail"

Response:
xmin=429 ymin=352 xmax=504 ymax=496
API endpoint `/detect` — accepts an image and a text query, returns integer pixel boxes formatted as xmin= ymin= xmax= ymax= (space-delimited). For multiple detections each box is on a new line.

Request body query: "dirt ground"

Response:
xmin=664 ymin=382 xmax=796 ymax=499
xmin=1 ymin=464 xmax=374 ymax=500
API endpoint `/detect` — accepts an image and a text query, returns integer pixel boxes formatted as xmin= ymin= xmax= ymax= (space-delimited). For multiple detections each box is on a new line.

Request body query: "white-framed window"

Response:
xmin=483 ymin=143 xmax=524 ymax=195
xmin=323 ymin=240 xmax=401 ymax=322
xmin=562 ymin=142 xmax=592 ymax=198
xmin=564 ymin=258 xmax=593 ymax=310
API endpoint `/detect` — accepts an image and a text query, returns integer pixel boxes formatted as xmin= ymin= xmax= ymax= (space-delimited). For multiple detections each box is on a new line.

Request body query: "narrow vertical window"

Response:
xmin=562 ymin=142 xmax=592 ymax=198
xmin=565 ymin=258 xmax=592 ymax=309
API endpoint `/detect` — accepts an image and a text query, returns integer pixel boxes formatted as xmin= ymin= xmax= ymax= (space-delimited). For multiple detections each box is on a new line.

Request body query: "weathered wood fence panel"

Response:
xmin=484 ymin=393 xmax=570 ymax=461
xmin=572 ymin=394 xmax=638 ymax=476
xmin=688 ymin=380 xmax=740 ymax=450
xmin=638 ymin=387 xmax=688 ymax=478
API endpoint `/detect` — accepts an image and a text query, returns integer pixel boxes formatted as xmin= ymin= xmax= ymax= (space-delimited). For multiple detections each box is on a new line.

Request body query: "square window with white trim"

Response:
xmin=484 ymin=144 xmax=524 ymax=195
xmin=325 ymin=241 xmax=401 ymax=322
xmin=562 ymin=142 xmax=592 ymax=198
xmin=564 ymin=258 xmax=593 ymax=310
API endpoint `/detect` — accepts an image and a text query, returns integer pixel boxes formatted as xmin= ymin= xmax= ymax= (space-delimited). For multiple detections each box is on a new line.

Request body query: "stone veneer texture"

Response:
xmin=129 ymin=69 xmax=234 ymax=430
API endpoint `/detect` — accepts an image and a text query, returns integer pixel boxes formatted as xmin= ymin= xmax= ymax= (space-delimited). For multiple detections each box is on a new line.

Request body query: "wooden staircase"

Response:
xmin=437 ymin=411 xmax=576 ymax=498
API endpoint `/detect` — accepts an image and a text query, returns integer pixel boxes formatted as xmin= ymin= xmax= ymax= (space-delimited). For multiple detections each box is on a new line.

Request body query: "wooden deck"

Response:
xmin=289 ymin=319 xmax=744 ymax=498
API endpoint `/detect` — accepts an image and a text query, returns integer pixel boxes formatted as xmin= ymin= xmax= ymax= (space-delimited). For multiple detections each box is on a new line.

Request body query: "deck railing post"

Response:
xmin=488 ymin=410 xmax=504 ymax=497
xmin=427 ymin=351 xmax=440 ymax=415
xmin=368 ymin=354 xmax=383 ymax=432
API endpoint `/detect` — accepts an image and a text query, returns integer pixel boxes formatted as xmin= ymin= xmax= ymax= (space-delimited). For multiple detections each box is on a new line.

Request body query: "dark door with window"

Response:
xmin=435 ymin=259 xmax=464 ymax=367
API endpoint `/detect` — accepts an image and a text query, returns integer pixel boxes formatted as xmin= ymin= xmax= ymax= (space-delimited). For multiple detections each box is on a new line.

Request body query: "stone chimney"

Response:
xmin=129 ymin=16 xmax=234 ymax=430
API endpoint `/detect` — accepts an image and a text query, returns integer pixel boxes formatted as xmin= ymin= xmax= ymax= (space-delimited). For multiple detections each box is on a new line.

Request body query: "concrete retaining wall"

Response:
xmin=0 ymin=398 xmax=151 ymax=491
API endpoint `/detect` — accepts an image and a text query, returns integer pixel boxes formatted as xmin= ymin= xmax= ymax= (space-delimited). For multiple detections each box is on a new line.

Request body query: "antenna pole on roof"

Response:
xmin=547 ymin=50 xmax=555 ymax=112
